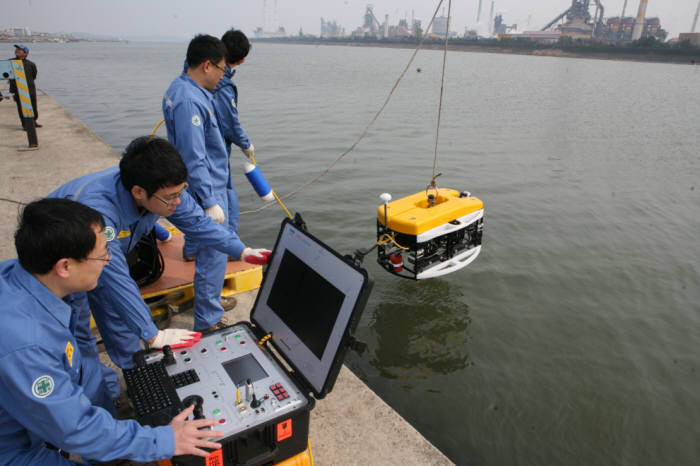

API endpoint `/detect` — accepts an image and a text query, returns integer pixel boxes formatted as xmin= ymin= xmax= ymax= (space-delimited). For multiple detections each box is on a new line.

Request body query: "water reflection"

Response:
xmin=369 ymin=279 xmax=472 ymax=382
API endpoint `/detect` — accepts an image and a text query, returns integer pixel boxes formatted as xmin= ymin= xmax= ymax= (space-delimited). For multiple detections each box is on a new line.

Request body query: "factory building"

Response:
xmin=606 ymin=16 xmax=667 ymax=41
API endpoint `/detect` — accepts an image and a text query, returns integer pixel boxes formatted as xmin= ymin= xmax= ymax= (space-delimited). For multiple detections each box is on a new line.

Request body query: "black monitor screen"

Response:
xmin=267 ymin=249 xmax=344 ymax=360
xmin=222 ymin=354 xmax=268 ymax=386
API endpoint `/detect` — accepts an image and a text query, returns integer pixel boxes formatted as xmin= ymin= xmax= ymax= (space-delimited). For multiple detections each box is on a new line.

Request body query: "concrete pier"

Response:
xmin=0 ymin=94 xmax=453 ymax=465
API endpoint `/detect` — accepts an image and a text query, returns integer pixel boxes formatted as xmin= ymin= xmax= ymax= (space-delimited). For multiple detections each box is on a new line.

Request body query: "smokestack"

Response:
xmin=631 ymin=0 xmax=649 ymax=40
xmin=621 ymin=0 xmax=628 ymax=18
xmin=477 ymin=0 xmax=483 ymax=22
xmin=693 ymin=0 xmax=700 ymax=32
xmin=489 ymin=1 xmax=495 ymax=35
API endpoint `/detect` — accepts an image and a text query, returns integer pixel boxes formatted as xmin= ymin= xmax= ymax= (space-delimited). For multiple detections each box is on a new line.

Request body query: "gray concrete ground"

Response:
xmin=0 ymin=95 xmax=453 ymax=465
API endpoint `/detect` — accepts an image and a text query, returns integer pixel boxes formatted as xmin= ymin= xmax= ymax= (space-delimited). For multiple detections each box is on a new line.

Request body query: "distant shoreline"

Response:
xmin=253 ymin=38 xmax=700 ymax=65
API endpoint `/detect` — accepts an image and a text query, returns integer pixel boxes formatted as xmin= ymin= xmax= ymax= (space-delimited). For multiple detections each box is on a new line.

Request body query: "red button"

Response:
xmin=269 ymin=385 xmax=276 ymax=391
xmin=240 ymin=341 xmax=246 ymax=344
xmin=220 ymin=347 xmax=227 ymax=351
xmin=219 ymin=419 xmax=226 ymax=424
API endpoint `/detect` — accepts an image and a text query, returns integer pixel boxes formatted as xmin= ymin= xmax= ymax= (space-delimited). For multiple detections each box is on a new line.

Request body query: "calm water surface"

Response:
xmin=23 ymin=42 xmax=700 ymax=465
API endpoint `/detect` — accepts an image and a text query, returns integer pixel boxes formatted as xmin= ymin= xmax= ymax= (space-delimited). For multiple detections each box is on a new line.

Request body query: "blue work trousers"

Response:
xmin=183 ymin=187 xmax=239 ymax=330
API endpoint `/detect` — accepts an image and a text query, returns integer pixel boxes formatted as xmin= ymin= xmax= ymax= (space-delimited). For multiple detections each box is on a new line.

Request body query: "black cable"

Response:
xmin=0 ymin=197 xmax=26 ymax=206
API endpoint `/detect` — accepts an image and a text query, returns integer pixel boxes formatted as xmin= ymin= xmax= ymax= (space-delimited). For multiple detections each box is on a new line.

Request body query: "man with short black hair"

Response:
xmin=163 ymin=34 xmax=245 ymax=333
xmin=0 ymin=198 xmax=224 ymax=464
xmin=50 ymin=136 xmax=270 ymax=391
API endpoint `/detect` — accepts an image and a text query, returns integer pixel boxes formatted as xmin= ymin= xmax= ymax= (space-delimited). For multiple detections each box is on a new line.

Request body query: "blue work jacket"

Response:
xmin=163 ymin=73 xmax=232 ymax=209
xmin=49 ymin=168 xmax=247 ymax=343
xmin=213 ymin=68 xmax=251 ymax=153
xmin=0 ymin=260 xmax=174 ymax=464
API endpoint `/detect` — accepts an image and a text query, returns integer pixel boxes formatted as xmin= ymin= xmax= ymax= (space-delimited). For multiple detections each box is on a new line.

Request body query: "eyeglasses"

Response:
xmin=152 ymin=183 xmax=188 ymax=207
xmin=86 ymin=248 xmax=112 ymax=264
xmin=209 ymin=61 xmax=227 ymax=74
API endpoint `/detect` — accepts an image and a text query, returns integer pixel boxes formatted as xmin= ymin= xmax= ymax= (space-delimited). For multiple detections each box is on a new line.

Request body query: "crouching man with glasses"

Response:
xmin=48 ymin=136 xmax=271 ymax=401
xmin=0 ymin=198 xmax=224 ymax=464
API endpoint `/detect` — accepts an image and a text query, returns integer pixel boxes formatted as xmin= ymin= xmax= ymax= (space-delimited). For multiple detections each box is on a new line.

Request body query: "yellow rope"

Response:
xmin=150 ymin=119 xmax=165 ymax=138
xmin=377 ymin=233 xmax=409 ymax=251
xmin=258 ymin=333 xmax=273 ymax=347
xmin=272 ymin=190 xmax=293 ymax=219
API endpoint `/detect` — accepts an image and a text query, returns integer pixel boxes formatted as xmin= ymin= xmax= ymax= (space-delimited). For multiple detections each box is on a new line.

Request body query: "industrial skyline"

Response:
xmin=2 ymin=1 xmax=699 ymax=41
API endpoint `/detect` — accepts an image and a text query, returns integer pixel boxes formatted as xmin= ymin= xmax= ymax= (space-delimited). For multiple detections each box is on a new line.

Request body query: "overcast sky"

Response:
xmin=3 ymin=1 xmax=699 ymax=40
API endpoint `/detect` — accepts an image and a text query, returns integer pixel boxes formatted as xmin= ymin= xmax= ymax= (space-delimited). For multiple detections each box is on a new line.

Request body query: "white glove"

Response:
xmin=150 ymin=329 xmax=202 ymax=349
xmin=205 ymin=204 xmax=225 ymax=223
xmin=240 ymin=247 xmax=272 ymax=265
xmin=241 ymin=143 xmax=255 ymax=160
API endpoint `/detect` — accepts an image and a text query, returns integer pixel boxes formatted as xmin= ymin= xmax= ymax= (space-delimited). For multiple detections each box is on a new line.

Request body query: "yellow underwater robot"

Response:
xmin=376 ymin=187 xmax=484 ymax=280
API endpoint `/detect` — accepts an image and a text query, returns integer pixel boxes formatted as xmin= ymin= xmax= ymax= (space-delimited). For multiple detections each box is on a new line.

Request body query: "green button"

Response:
xmin=235 ymin=335 xmax=241 ymax=339
xmin=213 ymin=409 xmax=221 ymax=415
xmin=216 ymin=340 xmax=222 ymax=345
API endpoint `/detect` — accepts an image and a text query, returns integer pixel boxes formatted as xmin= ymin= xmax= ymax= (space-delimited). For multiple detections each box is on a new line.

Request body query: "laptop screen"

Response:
xmin=252 ymin=220 xmax=368 ymax=395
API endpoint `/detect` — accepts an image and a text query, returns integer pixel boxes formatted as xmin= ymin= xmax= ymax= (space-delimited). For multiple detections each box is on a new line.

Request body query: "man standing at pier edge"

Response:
xmin=9 ymin=44 xmax=41 ymax=129
xmin=0 ymin=198 xmax=224 ymax=464
xmin=213 ymin=28 xmax=254 ymax=230
xmin=163 ymin=34 xmax=242 ymax=332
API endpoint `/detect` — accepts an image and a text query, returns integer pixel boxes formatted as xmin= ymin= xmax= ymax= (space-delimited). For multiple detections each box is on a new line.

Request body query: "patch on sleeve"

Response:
xmin=117 ymin=230 xmax=131 ymax=239
xmin=32 ymin=375 xmax=54 ymax=398
xmin=231 ymin=97 xmax=237 ymax=108
xmin=65 ymin=341 xmax=74 ymax=367
xmin=104 ymin=226 xmax=116 ymax=242
xmin=192 ymin=115 xmax=202 ymax=127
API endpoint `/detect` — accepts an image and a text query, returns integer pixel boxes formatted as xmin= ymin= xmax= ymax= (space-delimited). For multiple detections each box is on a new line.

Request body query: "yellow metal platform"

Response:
xmin=91 ymin=231 xmax=262 ymax=327
xmin=377 ymin=188 xmax=483 ymax=236
xmin=141 ymin=230 xmax=262 ymax=321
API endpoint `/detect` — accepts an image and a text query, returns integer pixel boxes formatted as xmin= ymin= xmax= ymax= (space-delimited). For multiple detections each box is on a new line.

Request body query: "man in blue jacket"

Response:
xmin=214 ymin=29 xmax=254 ymax=176
xmin=51 ymin=136 xmax=270 ymax=391
xmin=163 ymin=34 xmax=241 ymax=333
xmin=0 ymin=198 xmax=223 ymax=464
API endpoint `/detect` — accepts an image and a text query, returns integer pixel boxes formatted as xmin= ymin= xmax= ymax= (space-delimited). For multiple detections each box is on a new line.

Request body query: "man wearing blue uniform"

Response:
xmin=50 ymin=136 xmax=271 ymax=382
xmin=0 ymin=198 xmax=224 ymax=464
xmin=214 ymin=29 xmax=254 ymax=165
xmin=163 ymin=34 xmax=241 ymax=333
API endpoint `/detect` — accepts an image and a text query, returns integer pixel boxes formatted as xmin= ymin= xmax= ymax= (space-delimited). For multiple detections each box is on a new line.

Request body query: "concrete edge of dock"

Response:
xmin=0 ymin=95 xmax=453 ymax=465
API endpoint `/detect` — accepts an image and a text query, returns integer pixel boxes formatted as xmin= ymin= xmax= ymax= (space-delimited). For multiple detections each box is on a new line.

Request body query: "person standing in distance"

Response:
xmin=9 ymin=44 xmax=41 ymax=129
xmin=163 ymin=34 xmax=254 ymax=332
xmin=0 ymin=198 xmax=224 ymax=464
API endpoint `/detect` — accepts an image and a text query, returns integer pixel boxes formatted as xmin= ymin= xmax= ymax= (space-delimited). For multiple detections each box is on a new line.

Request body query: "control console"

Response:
xmin=126 ymin=324 xmax=308 ymax=436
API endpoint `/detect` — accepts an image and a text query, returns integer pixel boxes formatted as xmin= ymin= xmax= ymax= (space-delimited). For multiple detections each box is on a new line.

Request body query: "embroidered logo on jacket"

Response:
xmin=192 ymin=115 xmax=201 ymax=126
xmin=32 ymin=375 xmax=54 ymax=398
xmin=104 ymin=226 xmax=116 ymax=242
